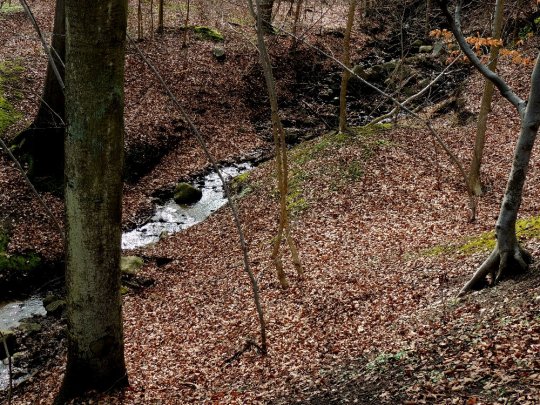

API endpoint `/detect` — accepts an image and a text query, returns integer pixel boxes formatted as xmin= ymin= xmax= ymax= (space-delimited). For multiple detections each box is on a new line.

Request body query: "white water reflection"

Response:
xmin=122 ymin=163 xmax=253 ymax=250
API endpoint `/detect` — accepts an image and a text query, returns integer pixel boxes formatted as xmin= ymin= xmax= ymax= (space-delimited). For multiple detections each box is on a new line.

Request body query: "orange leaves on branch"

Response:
xmin=429 ymin=28 xmax=534 ymax=66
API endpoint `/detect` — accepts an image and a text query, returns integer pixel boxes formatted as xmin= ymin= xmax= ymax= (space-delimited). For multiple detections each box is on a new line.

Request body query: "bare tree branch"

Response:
xmin=436 ymin=0 xmax=526 ymax=116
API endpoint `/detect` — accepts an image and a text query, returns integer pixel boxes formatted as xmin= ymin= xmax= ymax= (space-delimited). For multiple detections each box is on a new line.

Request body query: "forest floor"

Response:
xmin=1 ymin=0 xmax=540 ymax=404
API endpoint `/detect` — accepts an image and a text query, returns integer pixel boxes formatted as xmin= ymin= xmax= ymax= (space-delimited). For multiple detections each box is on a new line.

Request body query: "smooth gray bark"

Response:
xmin=438 ymin=0 xmax=540 ymax=294
xmin=58 ymin=0 xmax=128 ymax=400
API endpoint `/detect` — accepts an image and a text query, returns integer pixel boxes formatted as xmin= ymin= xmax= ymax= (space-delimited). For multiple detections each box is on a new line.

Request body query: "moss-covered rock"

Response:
xmin=18 ymin=321 xmax=41 ymax=334
xmin=174 ymin=182 xmax=203 ymax=205
xmin=212 ymin=46 xmax=226 ymax=61
xmin=0 ymin=227 xmax=42 ymax=274
xmin=45 ymin=300 xmax=65 ymax=317
xmin=193 ymin=26 xmax=224 ymax=42
xmin=121 ymin=255 xmax=144 ymax=275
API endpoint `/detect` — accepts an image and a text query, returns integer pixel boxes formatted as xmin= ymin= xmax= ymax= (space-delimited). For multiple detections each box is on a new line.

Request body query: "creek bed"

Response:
xmin=122 ymin=162 xmax=253 ymax=250
xmin=0 ymin=298 xmax=46 ymax=391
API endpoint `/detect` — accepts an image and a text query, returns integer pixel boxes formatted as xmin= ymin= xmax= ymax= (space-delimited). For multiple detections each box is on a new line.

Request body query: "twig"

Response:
xmin=0 ymin=331 xmax=13 ymax=405
xmin=126 ymin=34 xmax=267 ymax=354
xmin=436 ymin=0 xmax=525 ymax=116
xmin=369 ymin=55 xmax=461 ymax=125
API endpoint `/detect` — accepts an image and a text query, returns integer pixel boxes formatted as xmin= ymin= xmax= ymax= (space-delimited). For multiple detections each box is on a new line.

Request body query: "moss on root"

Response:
xmin=424 ymin=215 xmax=540 ymax=257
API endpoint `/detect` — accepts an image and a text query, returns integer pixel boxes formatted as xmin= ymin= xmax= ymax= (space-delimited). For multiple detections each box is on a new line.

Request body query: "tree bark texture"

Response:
xmin=157 ymin=0 xmax=164 ymax=33
xmin=59 ymin=0 xmax=128 ymax=399
xmin=468 ymin=0 xmax=505 ymax=196
xmin=459 ymin=52 xmax=540 ymax=295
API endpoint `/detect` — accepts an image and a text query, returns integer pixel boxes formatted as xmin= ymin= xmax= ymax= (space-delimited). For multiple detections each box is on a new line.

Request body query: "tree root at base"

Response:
xmin=458 ymin=244 xmax=532 ymax=297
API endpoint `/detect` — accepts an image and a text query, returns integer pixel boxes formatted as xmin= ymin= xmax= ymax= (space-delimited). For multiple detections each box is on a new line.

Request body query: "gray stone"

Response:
xmin=212 ymin=46 xmax=225 ymax=61
xmin=174 ymin=182 xmax=203 ymax=205
xmin=433 ymin=42 xmax=445 ymax=56
xmin=42 ymin=294 xmax=58 ymax=307
xmin=419 ymin=45 xmax=434 ymax=53
xmin=121 ymin=255 xmax=144 ymax=275
xmin=45 ymin=300 xmax=65 ymax=317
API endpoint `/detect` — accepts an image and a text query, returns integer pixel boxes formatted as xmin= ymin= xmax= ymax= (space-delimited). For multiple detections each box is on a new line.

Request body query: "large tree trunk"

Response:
xmin=11 ymin=0 xmax=65 ymax=179
xmin=57 ymin=0 xmax=128 ymax=400
xmin=459 ymin=53 xmax=540 ymax=295
xmin=468 ymin=0 xmax=505 ymax=196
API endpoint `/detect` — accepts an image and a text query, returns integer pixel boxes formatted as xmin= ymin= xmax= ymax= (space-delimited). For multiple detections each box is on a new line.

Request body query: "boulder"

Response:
xmin=0 ymin=330 xmax=16 ymax=360
xmin=419 ymin=45 xmax=434 ymax=53
xmin=174 ymin=182 xmax=203 ymax=205
xmin=45 ymin=299 xmax=65 ymax=317
xmin=212 ymin=46 xmax=225 ymax=62
xmin=121 ymin=255 xmax=144 ymax=275
xmin=42 ymin=294 xmax=59 ymax=307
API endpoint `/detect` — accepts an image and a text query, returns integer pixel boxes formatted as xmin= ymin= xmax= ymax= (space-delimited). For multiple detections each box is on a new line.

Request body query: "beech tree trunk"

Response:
xmin=459 ymin=57 xmax=540 ymax=294
xmin=57 ymin=0 xmax=128 ymax=400
xmin=438 ymin=0 xmax=539 ymax=295
xmin=468 ymin=0 xmax=505 ymax=196
xmin=12 ymin=0 xmax=65 ymax=178
xmin=339 ymin=0 xmax=356 ymax=133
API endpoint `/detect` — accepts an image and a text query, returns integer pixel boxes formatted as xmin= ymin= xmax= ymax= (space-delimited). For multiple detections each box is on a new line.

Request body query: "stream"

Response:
xmin=0 ymin=162 xmax=253 ymax=391
xmin=0 ymin=298 xmax=46 ymax=390
xmin=121 ymin=162 xmax=253 ymax=250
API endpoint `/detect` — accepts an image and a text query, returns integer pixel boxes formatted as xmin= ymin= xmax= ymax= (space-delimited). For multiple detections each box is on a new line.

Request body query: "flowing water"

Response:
xmin=0 ymin=298 xmax=46 ymax=390
xmin=122 ymin=163 xmax=253 ymax=250
xmin=0 ymin=163 xmax=254 ymax=392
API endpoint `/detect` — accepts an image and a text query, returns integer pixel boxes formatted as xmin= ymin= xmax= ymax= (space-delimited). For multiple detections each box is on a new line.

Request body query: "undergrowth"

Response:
xmin=283 ymin=123 xmax=393 ymax=216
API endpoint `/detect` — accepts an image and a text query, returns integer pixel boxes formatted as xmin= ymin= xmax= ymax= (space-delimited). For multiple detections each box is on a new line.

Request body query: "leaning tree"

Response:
xmin=12 ymin=0 xmax=65 ymax=179
xmin=56 ymin=0 xmax=128 ymax=401
xmin=437 ymin=0 xmax=538 ymax=295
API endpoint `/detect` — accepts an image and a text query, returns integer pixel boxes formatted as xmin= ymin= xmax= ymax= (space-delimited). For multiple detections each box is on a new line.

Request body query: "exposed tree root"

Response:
xmin=458 ymin=243 xmax=532 ymax=297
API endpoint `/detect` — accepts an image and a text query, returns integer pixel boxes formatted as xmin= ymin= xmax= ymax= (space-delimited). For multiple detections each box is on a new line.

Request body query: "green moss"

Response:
xmin=0 ymin=3 xmax=23 ymax=13
xmin=0 ymin=60 xmax=23 ymax=134
xmin=283 ymin=123 xmax=393 ymax=216
xmin=193 ymin=26 xmax=224 ymax=42
xmin=0 ymin=226 xmax=41 ymax=273
xmin=230 ymin=171 xmax=253 ymax=198
xmin=423 ymin=215 xmax=540 ymax=257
